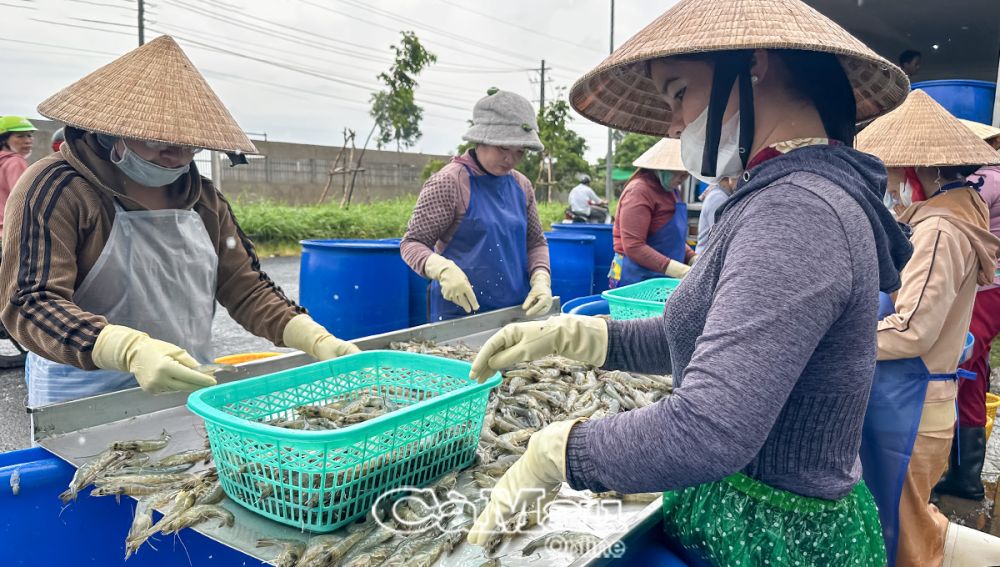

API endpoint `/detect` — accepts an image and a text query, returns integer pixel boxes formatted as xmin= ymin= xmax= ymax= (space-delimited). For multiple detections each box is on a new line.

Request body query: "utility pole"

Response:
xmin=604 ymin=0 xmax=614 ymax=199
xmin=137 ymin=0 xmax=145 ymax=46
xmin=539 ymin=59 xmax=546 ymax=110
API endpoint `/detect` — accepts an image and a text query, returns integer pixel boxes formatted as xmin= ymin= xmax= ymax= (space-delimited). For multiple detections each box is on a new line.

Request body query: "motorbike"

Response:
xmin=564 ymin=205 xmax=612 ymax=224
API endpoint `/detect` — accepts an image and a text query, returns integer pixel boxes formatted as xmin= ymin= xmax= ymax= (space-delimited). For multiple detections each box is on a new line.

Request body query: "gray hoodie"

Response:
xmin=566 ymin=144 xmax=912 ymax=500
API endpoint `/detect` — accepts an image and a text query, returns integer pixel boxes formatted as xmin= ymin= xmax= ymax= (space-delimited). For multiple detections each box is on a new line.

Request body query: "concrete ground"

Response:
xmin=936 ymin=367 xmax=1000 ymax=534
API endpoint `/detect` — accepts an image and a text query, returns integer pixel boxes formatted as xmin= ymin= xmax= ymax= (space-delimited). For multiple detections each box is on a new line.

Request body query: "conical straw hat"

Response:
xmin=38 ymin=36 xmax=256 ymax=154
xmin=569 ymin=0 xmax=908 ymax=137
xmin=856 ymin=90 xmax=1000 ymax=168
xmin=632 ymin=138 xmax=685 ymax=171
xmin=959 ymin=119 xmax=1000 ymax=143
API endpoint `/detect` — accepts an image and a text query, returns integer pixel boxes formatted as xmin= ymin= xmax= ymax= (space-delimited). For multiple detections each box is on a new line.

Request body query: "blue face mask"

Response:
xmin=656 ymin=170 xmax=675 ymax=189
xmin=110 ymin=142 xmax=189 ymax=187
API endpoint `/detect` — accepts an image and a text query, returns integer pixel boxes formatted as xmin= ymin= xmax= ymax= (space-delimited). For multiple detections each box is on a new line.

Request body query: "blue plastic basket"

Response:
xmin=187 ymin=350 xmax=501 ymax=532
xmin=602 ymin=278 xmax=682 ymax=320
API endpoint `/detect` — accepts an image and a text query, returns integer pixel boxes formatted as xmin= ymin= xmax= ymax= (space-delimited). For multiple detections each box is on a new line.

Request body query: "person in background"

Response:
xmin=50 ymin=127 xmax=66 ymax=153
xmin=899 ymin=49 xmax=922 ymax=78
xmin=933 ymin=120 xmax=1000 ymax=502
xmin=0 ymin=116 xmax=36 ymax=236
xmin=0 ymin=36 xmax=358 ymax=407
xmin=696 ymin=175 xmax=736 ymax=250
xmin=608 ymin=138 xmax=695 ymax=287
xmin=401 ymin=88 xmax=552 ymax=322
xmin=465 ymin=0 xmax=915 ymax=563
xmin=858 ymin=90 xmax=1000 ymax=566
xmin=567 ymin=174 xmax=609 ymax=223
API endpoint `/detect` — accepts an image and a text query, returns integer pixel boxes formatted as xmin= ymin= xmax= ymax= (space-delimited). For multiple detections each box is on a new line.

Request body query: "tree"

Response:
xmin=613 ymin=132 xmax=659 ymax=167
xmin=420 ymin=158 xmax=447 ymax=182
xmin=344 ymin=31 xmax=436 ymax=208
xmin=522 ymin=97 xmax=590 ymax=200
xmin=370 ymin=31 xmax=437 ymax=151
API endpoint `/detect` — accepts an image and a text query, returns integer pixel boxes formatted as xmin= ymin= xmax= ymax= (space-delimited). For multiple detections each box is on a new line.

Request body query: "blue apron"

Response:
xmin=609 ymin=190 xmax=688 ymax=288
xmin=429 ymin=165 xmax=530 ymax=322
xmin=861 ymin=292 xmax=971 ymax=566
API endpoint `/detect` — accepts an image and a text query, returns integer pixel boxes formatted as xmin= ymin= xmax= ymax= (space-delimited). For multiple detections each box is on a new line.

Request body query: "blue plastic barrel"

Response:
xmin=561 ymin=293 xmax=611 ymax=316
xmin=912 ymin=80 xmax=996 ymax=124
xmin=550 ymin=223 xmax=615 ymax=293
xmin=545 ymin=231 xmax=595 ymax=304
xmin=377 ymin=238 xmax=428 ymax=328
xmin=407 ymin=269 xmax=429 ymax=327
xmin=0 ymin=447 xmax=267 ymax=566
xmin=300 ymin=239 xmax=409 ymax=340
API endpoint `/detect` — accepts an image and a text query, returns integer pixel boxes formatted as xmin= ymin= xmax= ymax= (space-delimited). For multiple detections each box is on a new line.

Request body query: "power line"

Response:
xmin=0 ymin=37 xmax=119 ymax=57
xmin=160 ymin=0 xmax=526 ymax=88
xmin=161 ymin=0 xmax=393 ymax=66
xmin=151 ymin=28 xmax=474 ymax=113
xmin=148 ymin=22 xmax=484 ymax=105
xmin=437 ymin=0 xmax=605 ymax=55
xmin=297 ymin=0 xmax=534 ymax=70
xmin=31 ymin=18 xmax=136 ymax=37
xmin=203 ymin=69 xmax=468 ymax=125
xmin=336 ymin=0 xmax=538 ymax=64
xmin=148 ymin=18 xmax=491 ymax=99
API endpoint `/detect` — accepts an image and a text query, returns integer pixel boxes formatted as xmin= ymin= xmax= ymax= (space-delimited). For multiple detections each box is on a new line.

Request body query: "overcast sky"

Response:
xmin=2 ymin=0 xmax=680 ymax=161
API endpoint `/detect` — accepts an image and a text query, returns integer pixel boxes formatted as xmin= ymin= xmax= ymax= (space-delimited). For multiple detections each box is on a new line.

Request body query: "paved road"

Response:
xmin=0 ymin=255 xmax=301 ymax=452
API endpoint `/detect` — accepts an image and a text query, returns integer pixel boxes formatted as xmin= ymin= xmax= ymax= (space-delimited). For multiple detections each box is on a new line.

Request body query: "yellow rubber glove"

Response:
xmin=424 ymin=253 xmax=479 ymax=314
xmin=664 ymin=259 xmax=690 ymax=278
xmin=521 ymin=270 xmax=553 ymax=317
xmin=688 ymin=254 xmax=699 ymax=266
xmin=468 ymin=419 xmax=582 ymax=546
xmin=469 ymin=315 xmax=608 ymax=382
xmin=92 ymin=324 xmax=217 ymax=394
xmin=283 ymin=314 xmax=361 ymax=360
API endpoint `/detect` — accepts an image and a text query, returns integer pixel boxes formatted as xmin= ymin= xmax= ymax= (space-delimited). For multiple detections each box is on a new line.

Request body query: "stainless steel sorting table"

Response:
xmin=31 ymin=304 xmax=663 ymax=566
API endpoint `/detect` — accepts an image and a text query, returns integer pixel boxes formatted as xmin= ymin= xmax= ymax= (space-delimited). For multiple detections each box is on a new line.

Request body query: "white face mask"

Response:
xmin=680 ymin=106 xmax=743 ymax=184
xmin=899 ymin=180 xmax=913 ymax=207
xmin=882 ymin=190 xmax=899 ymax=211
xmin=111 ymin=143 xmax=190 ymax=188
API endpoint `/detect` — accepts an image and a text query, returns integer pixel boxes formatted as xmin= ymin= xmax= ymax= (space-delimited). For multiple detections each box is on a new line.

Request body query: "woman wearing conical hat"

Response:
xmin=607 ymin=138 xmax=697 ymax=288
xmin=0 ymin=36 xmax=358 ymax=407
xmin=464 ymin=0 xmax=914 ymax=564
xmin=932 ymin=120 xmax=1000 ymax=508
xmin=858 ymin=90 xmax=1000 ymax=566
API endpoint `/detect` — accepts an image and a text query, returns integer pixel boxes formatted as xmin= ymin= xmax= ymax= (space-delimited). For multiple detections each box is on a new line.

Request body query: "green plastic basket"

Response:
xmin=602 ymin=278 xmax=682 ymax=320
xmin=187 ymin=350 xmax=501 ymax=532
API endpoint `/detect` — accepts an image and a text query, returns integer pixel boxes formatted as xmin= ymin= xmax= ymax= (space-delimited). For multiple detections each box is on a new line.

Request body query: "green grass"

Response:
xmin=233 ymin=197 xmax=571 ymax=257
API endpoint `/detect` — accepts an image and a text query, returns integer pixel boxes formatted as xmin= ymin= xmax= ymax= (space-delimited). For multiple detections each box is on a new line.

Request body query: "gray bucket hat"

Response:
xmin=462 ymin=88 xmax=544 ymax=151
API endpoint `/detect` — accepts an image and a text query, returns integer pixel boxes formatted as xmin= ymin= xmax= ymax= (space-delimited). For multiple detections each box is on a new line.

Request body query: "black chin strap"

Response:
xmin=700 ymin=50 xmax=756 ymax=178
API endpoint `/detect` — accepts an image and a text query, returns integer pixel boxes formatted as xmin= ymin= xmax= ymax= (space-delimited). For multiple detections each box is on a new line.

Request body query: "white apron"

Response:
xmin=26 ymin=202 xmax=218 ymax=406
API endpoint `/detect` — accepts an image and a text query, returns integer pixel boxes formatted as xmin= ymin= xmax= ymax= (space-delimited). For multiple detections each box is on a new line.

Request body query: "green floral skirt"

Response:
xmin=661 ymin=474 xmax=886 ymax=566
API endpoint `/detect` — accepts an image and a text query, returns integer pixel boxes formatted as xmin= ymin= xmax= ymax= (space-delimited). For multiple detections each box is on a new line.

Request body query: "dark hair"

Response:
xmin=937 ymin=165 xmax=980 ymax=179
xmin=661 ymin=50 xmax=857 ymax=146
xmin=0 ymin=132 xmax=10 ymax=150
xmin=776 ymin=50 xmax=857 ymax=146
xmin=899 ymin=50 xmax=921 ymax=66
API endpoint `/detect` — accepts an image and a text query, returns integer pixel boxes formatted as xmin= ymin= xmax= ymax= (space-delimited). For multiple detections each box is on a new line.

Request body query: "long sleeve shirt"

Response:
xmin=565 ymin=144 xmax=911 ymax=500
xmin=877 ymin=187 xmax=1000 ymax=432
xmin=973 ymin=166 xmax=1000 ymax=290
xmin=0 ymin=127 xmax=305 ymax=370
xmin=612 ymin=170 xmax=695 ymax=273
xmin=401 ymin=150 xmax=549 ymax=277
xmin=0 ymin=150 xmax=29 ymax=235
